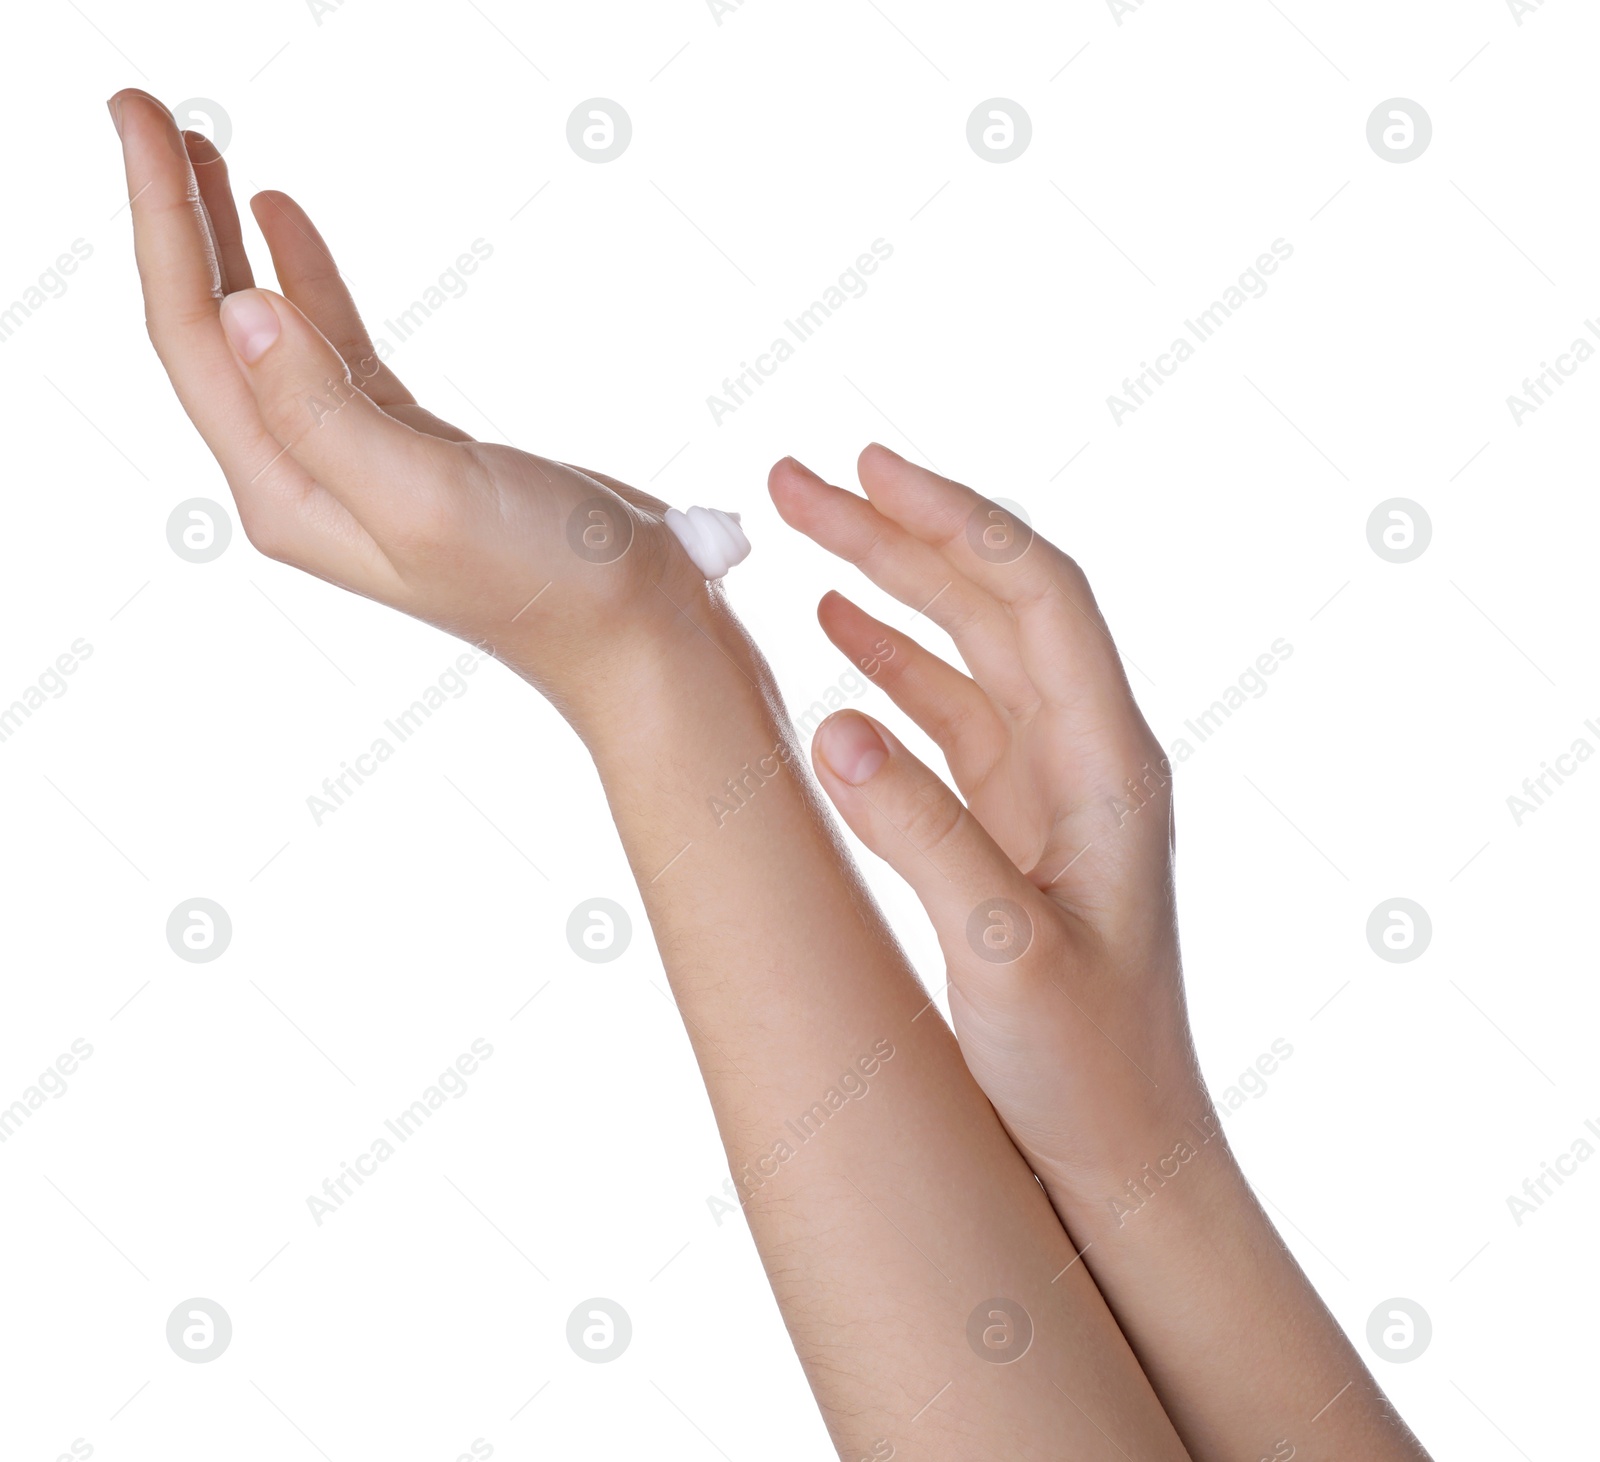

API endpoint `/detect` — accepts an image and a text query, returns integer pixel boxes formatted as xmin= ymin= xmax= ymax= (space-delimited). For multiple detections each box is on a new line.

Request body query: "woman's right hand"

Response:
xmin=770 ymin=448 xmax=1207 ymax=1204
xmin=110 ymin=88 xmax=708 ymax=729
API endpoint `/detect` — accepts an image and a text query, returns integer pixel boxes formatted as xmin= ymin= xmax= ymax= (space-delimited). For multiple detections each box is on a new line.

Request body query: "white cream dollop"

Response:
xmin=665 ymin=506 xmax=751 ymax=581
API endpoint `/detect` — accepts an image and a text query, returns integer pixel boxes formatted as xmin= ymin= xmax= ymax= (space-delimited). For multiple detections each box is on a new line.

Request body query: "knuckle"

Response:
xmin=896 ymin=776 xmax=965 ymax=858
xmin=931 ymin=587 xmax=982 ymax=641
xmin=381 ymin=448 xmax=480 ymax=560
xmin=292 ymin=364 xmax=360 ymax=428
xmin=1042 ymin=543 xmax=1091 ymax=598
xmin=237 ymin=508 xmax=292 ymax=564
xmin=382 ymin=487 xmax=457 ymax=559
xmin=847 ymin=522 xmax=890 ymax=571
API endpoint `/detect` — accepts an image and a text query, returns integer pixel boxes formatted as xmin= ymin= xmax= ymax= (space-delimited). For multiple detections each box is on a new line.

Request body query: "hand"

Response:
xmin=108 ymin=89 xmax=706 ymax=729
xmin=771 ymin=447 xmax=1207 ymax=1201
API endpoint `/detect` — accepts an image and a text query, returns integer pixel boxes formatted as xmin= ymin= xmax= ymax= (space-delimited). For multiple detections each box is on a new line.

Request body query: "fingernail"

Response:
xmin=220 ymin=291 xmax=280 ymax=363
xmin=781 ymin=455 xmax=823 ymax=482
xmin=106 ymin=95 xmax=123 ymax=137
xmin=817 ymin=711 xmax=888 ymax=786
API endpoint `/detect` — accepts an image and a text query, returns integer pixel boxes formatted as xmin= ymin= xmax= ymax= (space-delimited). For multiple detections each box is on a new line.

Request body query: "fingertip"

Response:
xmin=769 ymin=453 xmax=823 ymax=496
xmin=857 ymin=441 xmax=902 ymax=477
xmin=250 ymin=191 xmax=304 ymax=236
xmin=181 ymin=129 xmax=224 ymax=166
xmin=813 ymin=709 xmax=889 ymax=787
xmin=110 ymin=87 xmax=158 ymax=112
xmin=109 ymin=91 xmax=193 ymax=167
xmin=767 ymin=455 xmax=814 ymax=522
xmin=112 ymin=89 xmax=171 ymax=134
xmin=816 ymin=588 xmax=865 ymax=634
xmin=767 ymin=454 xmax=797 ymax=493
xmin=251 ymin=188 xmax=295 ymax=214
xmin=816 ymin=587 xmax=851 ymax=637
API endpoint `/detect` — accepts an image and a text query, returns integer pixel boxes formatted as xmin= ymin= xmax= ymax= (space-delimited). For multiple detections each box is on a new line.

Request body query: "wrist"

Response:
xmin=1036 ymin=1085 xmax=1251 ymax=1240
xmin=569 ymin=586 xmax=778 ymax=765
xmin=1027 ymin=1064 xmax=1218 ymax=1195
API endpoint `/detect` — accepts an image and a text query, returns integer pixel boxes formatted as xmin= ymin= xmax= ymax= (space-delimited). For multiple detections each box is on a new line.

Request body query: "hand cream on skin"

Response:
xmin=666 ymin=506 xmax=750 ymax=580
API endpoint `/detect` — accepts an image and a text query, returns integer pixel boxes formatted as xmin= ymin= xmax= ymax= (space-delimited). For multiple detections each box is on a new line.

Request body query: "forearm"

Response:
xmin=576 ymin=590 xmax=1189 ymax=1460
xmin=1036 ymin=1102 xmax=1431 ymax=1462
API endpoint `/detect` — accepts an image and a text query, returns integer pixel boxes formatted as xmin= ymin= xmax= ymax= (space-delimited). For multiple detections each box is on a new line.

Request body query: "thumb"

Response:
xmin=812 ymin=709 xmax=1054 ymax=978
xmin=218 ymin=287 xmax=470 ymax=537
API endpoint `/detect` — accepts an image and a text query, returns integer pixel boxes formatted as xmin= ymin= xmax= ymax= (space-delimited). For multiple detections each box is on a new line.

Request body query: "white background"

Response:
xmin=0 ymin=0 xmax=1593 ymax=1457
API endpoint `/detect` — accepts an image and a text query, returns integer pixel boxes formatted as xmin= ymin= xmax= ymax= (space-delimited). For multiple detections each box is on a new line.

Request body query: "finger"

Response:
xmin=251 ymin=192 xmax=473 ymax=441
xmin=113 ymin=89 xmax=225 ymax=352
xmin=182 ymin=131 xmax=253 ymax=293
xmin=812 ymin=710 xmax=1059 ymax=976
xmin=816 ymin=591 xmax=1004 ymax=779
xmin=856 ymin=443 xmax=1141 ymax=718
xmin=250 ymin=190 xmax=416 ymax=410
xmin=218 ymin=287 xmax=475 ymax=537
xmin=770 ymin=456 xmax=1036 ymax=716
xmin=857 ymin=441 xmax=1086 ymax=611
xmin=113 ymin=92 xmax=375 ymax=578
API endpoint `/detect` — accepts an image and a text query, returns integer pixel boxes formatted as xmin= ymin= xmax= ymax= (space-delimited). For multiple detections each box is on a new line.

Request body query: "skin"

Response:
xmin=107 ymin=87 xmax=1194 ymax=1459
xmin=776 ymin=451 xmax=1434 ymax=1462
